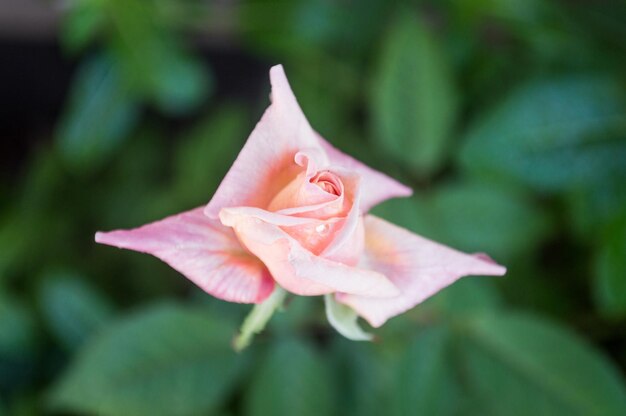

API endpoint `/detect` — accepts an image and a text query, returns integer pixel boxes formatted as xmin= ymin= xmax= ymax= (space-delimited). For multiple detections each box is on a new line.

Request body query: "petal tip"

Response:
xmin=473 ymin=253 xmax=507 ymax=276
xmin=399 ymin=184 xmax=414 ymax=197
xmin=269 ymin=64 xmax=285 ymax=79
xmin=94 ymin=231 xmax=108 ymax=244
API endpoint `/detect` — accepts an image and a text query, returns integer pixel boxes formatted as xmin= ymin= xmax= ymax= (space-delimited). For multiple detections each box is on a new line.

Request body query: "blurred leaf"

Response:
xmin=95 ymin=127 xmax=172 ymax=229
xmin=330 ymin=340 xmax=391 ymax=416
xmin=392 ymin=327 xmax=461 ymax=416
xmin=0 ymin=294 xmax=39 ymax=392
xmin=594 ymin=215 xmax=626 ymax=317
xmin=173 ymin=105 xmax=248 ymax=206
xmin=269 ymin=295 xmax=317 ymax=333
xmin=0 ymin=149 xmax=67 ymax=277
xmin=421 ymin=278 xmax=503 ymax=319
xmin=56 ymin=54 xmax=140 ymax=172
xmin=324 ymin=294 xmax=372 ymax=341
xmin=565 ymin=1 xmax=626 ymax=56
xmin=239 ymin=0 xmax=391 ymax=60
xmin=451 ymin=0 xmax=546 ymax=25
xmin=425 ymin=182 xmax=552 ymax=260
xmin=288 ymin=56 xmax=358 ymax=140
xmin=566 ymin=177 xmax=626 ymax=239
xmin=371 ymin=12 xmax=458 ymax=176
xmin=376 ymin=182 xmax=552 ymax=261
xmin=460 ymin=312 xmax=626 ymax=416
xmin=0 ymin=295 xmax=37 ymax=357
xmin=459 ymin=75 xmax=626 ymax=192
xmin=50 ymin=303 xmax=247 ymax=416
xmin=238 ymin=0 xmax=333 ymax=58
xmin=370 ymin=195 xmax=430 ymax=235
xmin=245 ymin=338 xmax=334 ymax=416
xmin=39 ymin=272 xmax=115 ymax=350
xmin=60 ymin=0 xmax=105 ymax=54
xmin=106 ymin=0 xmax=211 ymax=114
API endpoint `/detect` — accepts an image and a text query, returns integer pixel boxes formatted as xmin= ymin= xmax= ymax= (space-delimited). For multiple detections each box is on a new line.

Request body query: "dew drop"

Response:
xmin=315 ymin=223 xmax=329 ymax=234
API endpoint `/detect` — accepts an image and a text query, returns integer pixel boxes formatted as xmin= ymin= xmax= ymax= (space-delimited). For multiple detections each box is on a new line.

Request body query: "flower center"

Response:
xmin=310 ymin=171 xmax=342 ymax=196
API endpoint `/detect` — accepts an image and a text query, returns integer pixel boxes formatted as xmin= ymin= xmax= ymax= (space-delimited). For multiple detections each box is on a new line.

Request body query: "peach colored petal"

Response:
xmin=318 ymin=136 xmax=413 ymax=212
xmin=336 ymin=215 xmax=506 ymax=327
xmin=95 ymin=207 xmax=274 ymax=303
xmin=267 ymin=152 xmax=342 ymax=216
xmin=205 ymin=66 xmax=328 ymax=218
xmin=219 ymin=207 xmax=399 ymax=298
xmin=319 ymin=171 xmax=364 ymax=266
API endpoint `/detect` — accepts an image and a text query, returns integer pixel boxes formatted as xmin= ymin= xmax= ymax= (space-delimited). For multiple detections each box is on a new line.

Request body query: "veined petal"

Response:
xmin=95 ymin=207 xmax=274 ymax=303
xmin=336 ymin=215 xmax=506 ymax=327
xmin=219 ymin=207 xmax=399 ymax=298
xmin=205 ymin=65 xmax=328 ymax=218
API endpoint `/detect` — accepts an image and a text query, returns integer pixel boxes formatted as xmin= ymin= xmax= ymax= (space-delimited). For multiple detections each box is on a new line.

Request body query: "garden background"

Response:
xmin=1 ymin=0 xmax=626 ymax=415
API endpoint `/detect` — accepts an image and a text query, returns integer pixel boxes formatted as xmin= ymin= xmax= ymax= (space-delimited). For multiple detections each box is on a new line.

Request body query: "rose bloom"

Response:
xmin=96 ymin=65 xmax=505 ymax=331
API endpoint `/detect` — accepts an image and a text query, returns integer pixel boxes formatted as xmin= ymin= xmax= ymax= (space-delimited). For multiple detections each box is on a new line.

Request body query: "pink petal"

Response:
xmin=95 ymin=207 xmax=275 ymax=303
xmin=318 ymin=136 xmax=413 ymax=212
xmin=336 ymin=215 xmax=506 ymax=327
xmin=267 ymin=151 xmax=344 ymax=217
xmin=205 ymin=65 xmax=328 ymax=219
xmin=219 ymin=207 xmax=399 ymax=298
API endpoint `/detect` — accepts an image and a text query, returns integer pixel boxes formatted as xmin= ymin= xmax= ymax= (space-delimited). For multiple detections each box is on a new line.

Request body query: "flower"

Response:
xmin=96 ymin=65 xmax=505 ymax=335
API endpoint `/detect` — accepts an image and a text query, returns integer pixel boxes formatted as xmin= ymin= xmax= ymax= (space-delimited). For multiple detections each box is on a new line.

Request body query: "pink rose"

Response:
xmin=96 ymin=65 xmax=505 ymax=332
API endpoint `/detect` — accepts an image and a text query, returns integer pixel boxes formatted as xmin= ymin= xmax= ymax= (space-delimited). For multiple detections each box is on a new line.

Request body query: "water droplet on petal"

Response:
xmin=315 ymin=223 xmax=329 ymax=234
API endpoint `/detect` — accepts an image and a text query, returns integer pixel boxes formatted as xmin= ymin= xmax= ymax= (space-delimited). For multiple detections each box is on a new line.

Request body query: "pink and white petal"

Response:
xmin=318 ymin=135 xmax=412 ymax=211
xmin=205 ymin=65 xmax=328 ymax=218
xmin=336 ymin=215 xmax=506 ymax=327
xmin=95 ymin=207 xmax=275 ymax=304
xmin=320 ymin=172 xmax=364 ymax=265
xmin=219 ymin=207 xmax=399 ymax=298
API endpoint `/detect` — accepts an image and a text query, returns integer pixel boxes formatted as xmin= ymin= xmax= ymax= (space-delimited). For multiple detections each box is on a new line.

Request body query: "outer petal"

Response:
xmin=336 ymin=215 xmax=506 ymax=327
xmin=95 ymin=207 xmax=275 ymax=304
xmin=219 ymin=207 xmax=399 ymax=298
xmin=205 ymin=65 xmax=327 ymax=218
xmin=318 ymin=136 xmax=413 ymax=211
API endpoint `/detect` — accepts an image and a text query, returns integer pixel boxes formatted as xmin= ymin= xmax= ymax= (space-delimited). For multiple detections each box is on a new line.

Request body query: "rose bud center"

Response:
xmin=310 ymin=171 xmax=342 ymax=196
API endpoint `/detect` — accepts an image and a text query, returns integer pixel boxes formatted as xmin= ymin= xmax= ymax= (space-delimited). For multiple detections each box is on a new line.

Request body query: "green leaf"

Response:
xmin=173 ymin=105 xmax=249 ymax=207
xmin=330 ymin=340 xmax=391 ymax=416
xmin=0 ymin=295 xmax=38 ymax=357
xmin=374 ymin=182 xmax=551 ymax=262
xmin=238 ymin=1 xmax=334 ymax=58
xmin=424 ymin=182 xmax=553 ymax=260
xmin=39 ymin=272 xmax=114 ymax=350
xmin=392 ymin=327 xmax=461 ymax=416
xmin=594 ymin=215 xmax=626 ymax=316
xmin=421 ymin=278 xmax=503 ymax=319
xmin=245 ymin=338 xmax=334 ymax=416
xmin=60 ymin=0 xmax=105 ymax=53
xmin=460 ymin=312 xmax=626 ymax=416
xmin=106 ymin=0 xmax=211 ymax=114
xmin=459 ymin=75 xmax=626 ymax=191
xmin=566 ymin=177 xmax=626 ymax=239
xmin=371 ymin=12 xmax=458 ymax=176
xmin=50 ymin=303 xmax=248 ymax=416
xmin=324 ymin=294 xmax=373 ymax=341
xmin=56 ymin=54 xmax=140 ymax=172
xmin=0 ymin=294 xmax=39 ymax=391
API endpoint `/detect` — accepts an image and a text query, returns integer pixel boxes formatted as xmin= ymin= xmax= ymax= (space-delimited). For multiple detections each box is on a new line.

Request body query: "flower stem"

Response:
xmin=233 ymin=286 xmax=287 ymax=352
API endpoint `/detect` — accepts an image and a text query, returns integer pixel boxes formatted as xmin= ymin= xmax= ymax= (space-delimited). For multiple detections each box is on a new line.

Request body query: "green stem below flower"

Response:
xmin=233 ymin=286 xmax=287 ymax=352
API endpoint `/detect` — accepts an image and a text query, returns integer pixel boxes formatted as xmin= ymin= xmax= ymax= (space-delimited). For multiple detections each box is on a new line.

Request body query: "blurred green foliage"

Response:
xmin=1 ymin=0 xmax=626 ymax=415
